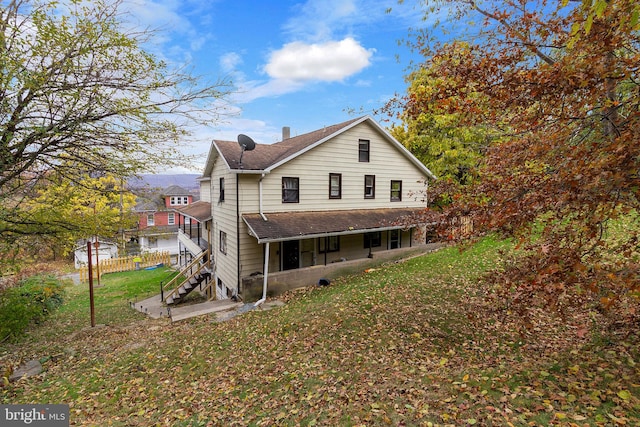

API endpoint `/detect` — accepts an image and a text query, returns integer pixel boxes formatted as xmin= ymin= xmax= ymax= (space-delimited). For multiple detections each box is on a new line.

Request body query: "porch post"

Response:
xmin=255 ymin=241 xmax=270 ymax=306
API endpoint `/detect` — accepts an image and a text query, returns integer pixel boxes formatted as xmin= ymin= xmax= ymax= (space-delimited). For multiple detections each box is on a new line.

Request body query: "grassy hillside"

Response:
xmin=1 ymin=237 xmax=638 ymax=426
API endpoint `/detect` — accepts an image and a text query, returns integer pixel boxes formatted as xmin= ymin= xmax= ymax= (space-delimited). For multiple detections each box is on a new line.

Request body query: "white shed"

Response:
xmin=74 ymin=240 xmax=119 ymax=269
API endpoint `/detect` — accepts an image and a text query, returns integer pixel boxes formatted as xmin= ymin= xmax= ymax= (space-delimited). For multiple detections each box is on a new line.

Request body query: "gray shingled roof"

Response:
xmin=215 ymin=117 xmax=361 ymax=171
xmin=242 ymin=208 xmax=427 ymax=243
xmin=173 ymin=200 xmax=212 ymax=222
xmin=163 ymin=185 xmax=190 ymax=196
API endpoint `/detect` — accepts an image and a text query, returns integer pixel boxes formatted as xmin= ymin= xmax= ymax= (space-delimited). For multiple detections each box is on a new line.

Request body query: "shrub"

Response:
xmin=0 ymin=275 xmax=66 ymax=342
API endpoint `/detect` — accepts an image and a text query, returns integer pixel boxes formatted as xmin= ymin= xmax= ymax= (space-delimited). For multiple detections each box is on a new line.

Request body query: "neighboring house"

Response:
xmin=171 ymin=115 xmax=436 ymax=303
xmin=74 ymin=239 xmax=118 ymax=269
xmin=134 ymin=185 xmax=194 ymax=256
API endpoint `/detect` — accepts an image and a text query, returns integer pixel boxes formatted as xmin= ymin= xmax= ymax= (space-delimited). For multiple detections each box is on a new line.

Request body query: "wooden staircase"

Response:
xmin=165 ymin=270 xmax=211 ymax=305
xmin=163 ymin=251 xmax=213 ymax=306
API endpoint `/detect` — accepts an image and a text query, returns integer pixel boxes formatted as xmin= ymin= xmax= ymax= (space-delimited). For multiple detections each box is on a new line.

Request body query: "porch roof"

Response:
xmin=242 ymin=208 xmax=428 ymax=243
xmin=174 ymin=201 xmax=212 ymax=222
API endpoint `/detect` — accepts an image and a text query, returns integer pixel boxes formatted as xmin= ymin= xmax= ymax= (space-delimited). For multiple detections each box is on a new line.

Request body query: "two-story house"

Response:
xmin=171 ymin=115 xmax=436 ymax=304
xmin=134 ymin=185 xmax=194 ymax=256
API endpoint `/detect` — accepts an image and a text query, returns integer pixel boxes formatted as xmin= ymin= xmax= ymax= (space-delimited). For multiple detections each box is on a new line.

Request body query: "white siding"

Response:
xmin=257 ymin=122 xmax=429 ymax=213
xmin=210 ymin=158 xmax=239 ymax=297
xmin=207 ymin=119 xmax=432 ymax=292
xmin=199 ymin=179 xmax=211 ymax=203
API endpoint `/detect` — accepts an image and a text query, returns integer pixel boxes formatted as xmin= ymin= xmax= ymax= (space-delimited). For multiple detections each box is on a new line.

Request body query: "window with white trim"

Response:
xmin=169 ymin=196 xmax=189 ymax=205
xmin=364 ymin=175 xmax=375 ymax=199
xmin=329 ymin=173 xmax=341 ymax=199
xmin=220 ymin=231 xmax=227 ymax=255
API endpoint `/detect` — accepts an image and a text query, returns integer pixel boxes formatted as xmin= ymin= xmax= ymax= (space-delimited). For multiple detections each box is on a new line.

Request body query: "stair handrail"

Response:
xmin=163 ymin=252 xmax=213 ymax=304
xmin=200 ymin=259 xmax=218 ymax=300
xmin=162 ymin=250 xmax=208 ymax=294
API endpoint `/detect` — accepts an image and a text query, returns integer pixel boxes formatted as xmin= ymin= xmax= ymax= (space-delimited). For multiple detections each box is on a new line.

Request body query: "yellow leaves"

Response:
xmin=568 ymin=364 xmax=580 ymax=374
xmin=617 ymin=389 xmax=631 ymax=401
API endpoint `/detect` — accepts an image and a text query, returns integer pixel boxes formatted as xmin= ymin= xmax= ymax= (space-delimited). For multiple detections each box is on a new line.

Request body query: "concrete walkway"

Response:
xmin=131 ymin=294 xmax=284 ymax=322
xmin=170 ymin=299 xmax=243 ymax=322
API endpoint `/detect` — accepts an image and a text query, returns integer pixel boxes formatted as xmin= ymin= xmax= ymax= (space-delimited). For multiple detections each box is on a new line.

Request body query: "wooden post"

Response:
xmin=87 ymin=242 xmax=96 ymax=327
xmin=94 ymin=240 xmax=101 ymax=286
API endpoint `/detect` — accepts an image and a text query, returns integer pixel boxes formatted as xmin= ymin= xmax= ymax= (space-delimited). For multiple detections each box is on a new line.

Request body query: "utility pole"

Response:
xmin=87 ymin=242 xmax=96 ymax=327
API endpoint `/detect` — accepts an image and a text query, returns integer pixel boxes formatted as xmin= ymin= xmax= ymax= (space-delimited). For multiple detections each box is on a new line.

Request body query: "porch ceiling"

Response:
xmin=242 ymin=208 xmax=427 ymax=243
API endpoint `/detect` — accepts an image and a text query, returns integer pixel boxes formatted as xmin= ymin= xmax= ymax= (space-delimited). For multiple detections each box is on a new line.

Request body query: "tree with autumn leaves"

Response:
xmin=0 ymin=0 xmax=232 ymax=269
xmin=392 ymin=0 xmax=640 ymax=329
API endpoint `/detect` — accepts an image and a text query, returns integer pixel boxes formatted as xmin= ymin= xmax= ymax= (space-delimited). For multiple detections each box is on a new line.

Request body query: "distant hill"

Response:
xmin=128 ymin=174 xmax=200 ymax=190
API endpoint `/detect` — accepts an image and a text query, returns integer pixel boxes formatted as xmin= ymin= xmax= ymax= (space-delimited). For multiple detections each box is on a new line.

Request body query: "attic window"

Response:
xmin=170 ymin=196 xmax=189 ymax=205
xmin=358 ymin=139 xmax=370 ymax=162
xmin=219 ymin=177 xmax=225 ymax=202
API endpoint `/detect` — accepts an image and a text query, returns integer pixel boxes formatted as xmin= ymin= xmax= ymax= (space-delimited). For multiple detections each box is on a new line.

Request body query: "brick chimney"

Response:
xmin=282 ymin=126 xmax=290 ymax=140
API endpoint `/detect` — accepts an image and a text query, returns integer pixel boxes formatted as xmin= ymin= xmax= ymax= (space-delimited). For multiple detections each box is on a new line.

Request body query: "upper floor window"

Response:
xmin=329 ymin=173 xmax=342 ymax=199
xmin=220 ymin=231 xmax=227 ymax=255
xmin=168 ymin=212 xmax=175 ymax=225
xmin=358 ymin=139 xmax=370 ymax=162
xmin=390 ymin=180 xmax=402 ymax=202
xmin=282 ymin=177 xmax=299 ymax=203
xmin=364 ymin=175 xmax=375 ymax=199
xmin=219 ymin=177 xmax=225 ymax=202
xmin=147 ymin=213 xmax=155 ymax=226
xmin=170 ymin=196 xmax=189 ymax=205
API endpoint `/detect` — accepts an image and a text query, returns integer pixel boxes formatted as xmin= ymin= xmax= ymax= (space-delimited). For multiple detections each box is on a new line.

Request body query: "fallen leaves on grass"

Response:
xmin=1 ymin=237 xmax=639 ymax=426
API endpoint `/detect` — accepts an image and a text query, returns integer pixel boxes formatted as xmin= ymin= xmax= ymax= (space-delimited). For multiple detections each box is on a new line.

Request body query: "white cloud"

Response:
xmin=264 ymin=38 xmax=374 ymax=82
xmin=220 ymin=52 xmax=242 ymax=73
xmin=284 ymin=0 xmax=358 ymax=41
xmin=231 ymin=78 xmax=306 ymax=103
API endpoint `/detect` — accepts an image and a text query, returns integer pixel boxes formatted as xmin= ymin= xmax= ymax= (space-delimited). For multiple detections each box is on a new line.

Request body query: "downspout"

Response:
xmin=236 ymin=177 xmax=241 ymax=295
xmin=426 ymin=179 xmax=429 ymax=208
xmin=254 ymin=241 xmax=270 ymax=306
xmin=259 ymin=173 xmax=268 ymax=221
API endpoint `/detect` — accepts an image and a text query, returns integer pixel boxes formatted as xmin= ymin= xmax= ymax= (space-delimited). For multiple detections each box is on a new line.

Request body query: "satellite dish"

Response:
xmin=237 ymin=134 xmax=256 ymax=151
xmin=237 ymin=134 xmax=256 ymax=169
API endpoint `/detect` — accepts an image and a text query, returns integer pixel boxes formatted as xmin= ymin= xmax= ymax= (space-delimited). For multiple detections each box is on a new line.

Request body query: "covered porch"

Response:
xmin=242 ymin=208 xmax=432 ymax=303
xmin=174 ymin=200 xmax=212 ymax=267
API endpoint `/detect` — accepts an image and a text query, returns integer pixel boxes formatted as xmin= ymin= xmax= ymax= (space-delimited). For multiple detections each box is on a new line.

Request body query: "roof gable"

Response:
xmin=163 ymin=185 xmax=190 ymax=196
xmin=204 ymin=116 xmax=436 ymax=179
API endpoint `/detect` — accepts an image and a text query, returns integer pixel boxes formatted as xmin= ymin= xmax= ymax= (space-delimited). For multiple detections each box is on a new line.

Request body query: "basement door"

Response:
xmin=282 ymin=240 xmax=300 ymax=271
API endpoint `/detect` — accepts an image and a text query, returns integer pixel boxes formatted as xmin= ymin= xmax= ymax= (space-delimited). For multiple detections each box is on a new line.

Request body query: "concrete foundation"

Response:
xmin=241 ymin=243 xmax=443 ymax=302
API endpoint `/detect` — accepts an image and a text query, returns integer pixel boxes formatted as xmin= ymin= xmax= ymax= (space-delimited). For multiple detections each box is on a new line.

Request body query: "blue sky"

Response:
xmin=121 ymin=0 xmax=431 ymax=172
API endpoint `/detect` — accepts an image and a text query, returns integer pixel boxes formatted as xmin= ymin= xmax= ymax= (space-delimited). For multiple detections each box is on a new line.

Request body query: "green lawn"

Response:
xmin=1 ymin=237 xmax=638 ymax=426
